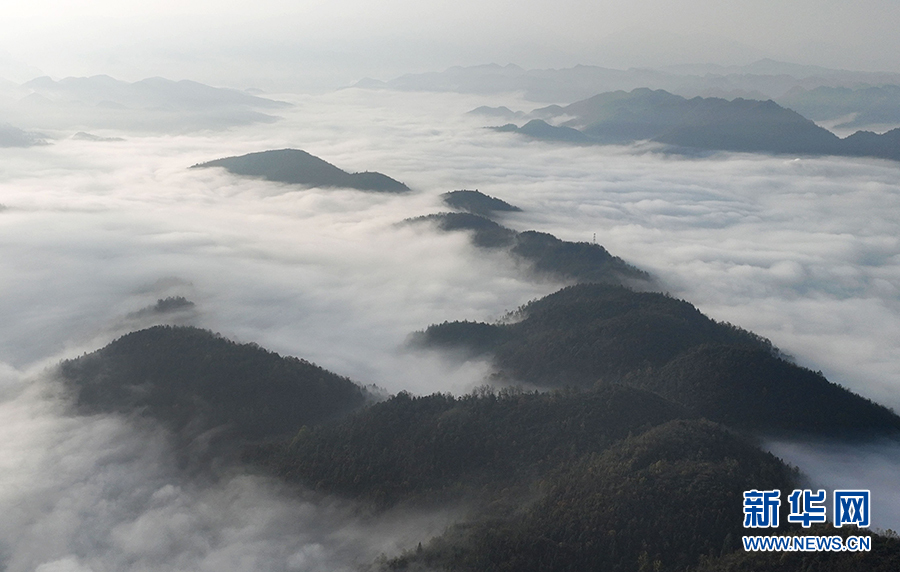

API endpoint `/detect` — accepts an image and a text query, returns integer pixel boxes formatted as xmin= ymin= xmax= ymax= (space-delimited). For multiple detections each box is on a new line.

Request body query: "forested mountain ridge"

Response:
xmin=409 ymin=212 xmax=652 ymax=286
xmin=58 ymin=325 xmax=368 ymax=465
xmin=416 ymin=283 xmax=900 ymax=438
xmin=191 ymin=149 xmax=411 ymax=192
xmin=250 ymin=385 xmax=690 ymax=506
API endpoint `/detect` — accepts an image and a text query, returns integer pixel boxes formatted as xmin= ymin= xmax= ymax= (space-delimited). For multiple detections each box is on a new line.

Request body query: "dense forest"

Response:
xmin=58 ymin=325 xmax=368 ymax=467
xmin=54 ymin=251 xmax=900 ymax=570
xmin=416 ymin=283 xmax=900 ymax=437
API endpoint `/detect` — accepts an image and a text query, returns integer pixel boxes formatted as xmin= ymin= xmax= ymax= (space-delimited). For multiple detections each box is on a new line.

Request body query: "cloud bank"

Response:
xmin=1 ymin=86 xmax=899 ymax=563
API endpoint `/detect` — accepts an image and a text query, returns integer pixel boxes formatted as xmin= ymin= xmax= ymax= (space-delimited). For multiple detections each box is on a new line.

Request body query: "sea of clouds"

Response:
xmin=1 ymin=86 xmax=899 ymax=566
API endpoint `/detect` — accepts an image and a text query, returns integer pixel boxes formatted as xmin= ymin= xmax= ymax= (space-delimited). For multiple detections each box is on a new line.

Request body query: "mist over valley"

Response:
xmin=2 ymin=29 xmax=900 ymax=570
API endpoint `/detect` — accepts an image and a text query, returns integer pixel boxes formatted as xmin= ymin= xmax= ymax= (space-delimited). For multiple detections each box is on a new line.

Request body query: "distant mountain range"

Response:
xmin=191 ymin=149 xmax=411 ymax=192
xmin=778 ymin=84 xmax=900 ymax=130
xmin=490 ymin=88 xmax=900 ymax=161
xmin=354 ymin=60 xmax=900 ymax=104
xmin=1 ymin=75 xmax=290 ymax=133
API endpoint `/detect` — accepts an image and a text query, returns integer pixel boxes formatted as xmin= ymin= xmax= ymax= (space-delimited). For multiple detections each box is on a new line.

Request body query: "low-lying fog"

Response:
xmin=2 ymin=87 xmax=899 ymax=564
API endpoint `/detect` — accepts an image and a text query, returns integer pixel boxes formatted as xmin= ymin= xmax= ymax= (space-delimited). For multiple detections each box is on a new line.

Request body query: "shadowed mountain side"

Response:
xmin=777 ymin=84 xmax=900 ymax=130
xmin=498 ymin=88 xmax=900 ymax=161
xmin=466 ymin=105 xmax=525 ymax=120
xmin=494 ymin=119 xmax=593 ymax=144
xmin=191 ymin=149 xmax=410 ymax=192
xmin=441 ymin=190 xmax=522 ymax=216
xmin=250 ymin=386 xmax=687 ymax=506
xmin=841 ymin=128 xmax=900 ymax=161
xmin=415 ymin=284 xmax=900 ymax=438
xmin=0 ymin=123 xmax=47 ymax=147
xmin=625 ymin=345 xmax=900 ymax=438
xmin=408 ymin=213 xmax=652 ymax=286
xmin=387 ymin=419 xmax=802 ymax=572
xmin=57 ymin=326 xmax=368 ymax=463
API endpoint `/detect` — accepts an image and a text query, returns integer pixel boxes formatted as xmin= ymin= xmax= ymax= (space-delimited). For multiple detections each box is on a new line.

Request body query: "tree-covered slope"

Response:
xmin=58 ymin=326 xmax=368 ymax=453
xmin=250 ymin=385 xmax=687 ymax=505
xmin=385 ymin=419 xmax=800 ymax=572
xmin=410 ymin=212 xmax=652 ymax=286
xmin=417 ymin=284 xmax=900 ymax=437
xmin=191 ymin=148 xmax=410 ymax=192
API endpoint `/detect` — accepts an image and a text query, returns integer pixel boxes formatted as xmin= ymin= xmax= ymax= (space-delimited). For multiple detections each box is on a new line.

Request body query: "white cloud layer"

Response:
xmin=1 ymin=87 xmax=899 ymax=563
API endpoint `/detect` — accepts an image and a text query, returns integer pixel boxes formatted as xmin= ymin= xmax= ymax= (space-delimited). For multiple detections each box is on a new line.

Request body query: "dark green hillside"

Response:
xmin=410 ymin=213 xmax=651 ymax=285
xmin=419 ymin=284 xmax=768 ymax=384
xmin=388 ymin=419 xmax=799 ymax=572
xmin=191 ymin=149 xmax=410 ymax=192
xmin=418 ymin=284 xmax=900 ymax=437
xmin=441 ymin=189 xmax=522 ymax=216
xmin=251 ymin=385 xmax=686 ymax=505
xmin=627 ymin=345 xmax=900 ymax=437
xmin=59 ymin=326 xmax=367 ymax=450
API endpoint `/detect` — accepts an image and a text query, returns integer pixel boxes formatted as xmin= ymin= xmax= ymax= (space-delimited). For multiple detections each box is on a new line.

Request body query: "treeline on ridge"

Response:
xmin=409 ymin=212 xmax=651 ymax=286
xmin=416 ymin=283 xmax=900 ymax=438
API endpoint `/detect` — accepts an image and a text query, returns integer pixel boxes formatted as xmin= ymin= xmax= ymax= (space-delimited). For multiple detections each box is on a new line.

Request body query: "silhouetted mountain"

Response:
xmin=0 ymin=123 xmax=46 ymax=147
xmin=467 ymin=105 xmax=525 ymax=120
xmin=58 ymin=326 xmax=368 ymax=466
xmin=841 ymin=127 xmax=900 ymax=161
xmin=72 ymin=131 xmax=125 ymax=142
xmin=778 ymin=84 xmax=900 ymax=130
xmin=417 ymin=284 xmax=900 ymax=438
xmin=495 ymin=119 xmax=593 ymax=144
xmin=441 ymin=190 xmax=522 ymax=216
xmin=192 ymin=149 xmax=410 ymax=192
xmin=409 ymin=212 xmax=651 ymax=286
xmin=499 ymin=88 xmax=900 ymax=161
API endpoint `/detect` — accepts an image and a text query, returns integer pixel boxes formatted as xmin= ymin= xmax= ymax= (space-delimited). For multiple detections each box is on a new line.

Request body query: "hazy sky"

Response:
xmin=2 ymin=0 xmax=900 ymax=88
